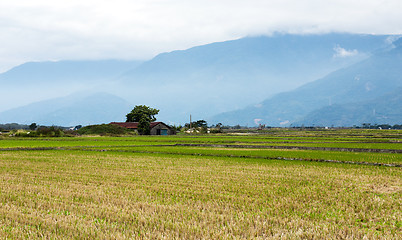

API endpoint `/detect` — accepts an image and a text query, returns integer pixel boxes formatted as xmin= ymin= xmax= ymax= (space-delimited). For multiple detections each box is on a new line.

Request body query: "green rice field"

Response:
xmin=0 ymin=129 xmax=400 ymax=239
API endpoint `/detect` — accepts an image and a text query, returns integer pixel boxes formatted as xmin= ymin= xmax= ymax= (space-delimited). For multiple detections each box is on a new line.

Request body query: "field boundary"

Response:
xmin=174 ymin=144 xmax=402 ymax=153
xmin=1 ymin=146 xmax=400 ymax=168
xmin=101 ymin=149 xmax=402 ymax=168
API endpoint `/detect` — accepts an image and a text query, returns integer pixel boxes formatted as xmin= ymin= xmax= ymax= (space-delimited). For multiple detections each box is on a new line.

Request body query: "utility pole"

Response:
xmin=190 ymin=114 xmax=192 ymax=129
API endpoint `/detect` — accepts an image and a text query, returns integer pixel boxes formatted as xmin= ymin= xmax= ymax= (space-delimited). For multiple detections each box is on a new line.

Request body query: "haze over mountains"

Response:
xmin=0 ymin=60 xmax=143 ymax=86
xmin=0 ymin=60 xmax=143 ymax=112
xmin=211 ymin=37 xmax=402 ymax=127
xmin=0 ymin=92 xmax=132 ymax=127
xmin=295 ymin=88 xmax=402 ymax=127
xmin=0 ymin=33 xmax=400 ymax=127
xmin=115 ymin=33 xmax=389 ymax=122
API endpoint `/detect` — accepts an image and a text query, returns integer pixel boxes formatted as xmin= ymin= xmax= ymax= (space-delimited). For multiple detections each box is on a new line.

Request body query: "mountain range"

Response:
xmin=0 ymin=60 xmax=142 ymax=112
xmin=0 ymin=92 xmax=132 ymax=126
xmin=114 ymin=33 xmax=391 ymax=122
xmin=211 ymin=37 xmax=402 ymax=126
xmin=0 ymin=33 xmax=400 ymax=127
xmin=294 ymin=88 xmax=402 ymax=127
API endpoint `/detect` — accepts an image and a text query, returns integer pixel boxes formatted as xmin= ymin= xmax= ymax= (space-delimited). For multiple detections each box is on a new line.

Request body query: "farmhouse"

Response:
xmin=109 ymin=122 xmax=175 ymax=135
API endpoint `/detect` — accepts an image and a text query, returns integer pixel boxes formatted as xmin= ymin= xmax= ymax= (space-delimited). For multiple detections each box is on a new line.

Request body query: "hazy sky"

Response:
xmin=1 ymin=0 xmax=401 ymax=72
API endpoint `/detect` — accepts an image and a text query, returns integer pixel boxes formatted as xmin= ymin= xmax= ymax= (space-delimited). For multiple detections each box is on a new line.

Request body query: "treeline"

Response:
xmin=0 ymin=123 xmax=70 ymax=131
xmin=355 ymin=123 xmax=402 ymax=129
xmin=0 ymin=123 xmax=30 ymax=130
xmin=0 ymin=123 xmax=73 ymax=137
xmin=5 ymin=126 xmax=69 ymax=137
xmin=0 ymin=123 xmax=133 ymax=137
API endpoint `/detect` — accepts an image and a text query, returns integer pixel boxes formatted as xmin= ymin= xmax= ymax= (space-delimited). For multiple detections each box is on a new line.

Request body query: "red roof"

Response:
xmin=110 ymin=122 xmax=165 ymax=129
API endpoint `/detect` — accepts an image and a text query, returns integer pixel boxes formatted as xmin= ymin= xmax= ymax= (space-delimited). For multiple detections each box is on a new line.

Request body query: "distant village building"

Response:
xmin=109 ymin=122 xmax=175 ymax=135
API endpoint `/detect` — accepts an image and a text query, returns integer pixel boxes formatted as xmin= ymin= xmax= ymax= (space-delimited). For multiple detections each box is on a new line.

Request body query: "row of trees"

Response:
xmin=357 ymin=123 xmax=402 ymax=129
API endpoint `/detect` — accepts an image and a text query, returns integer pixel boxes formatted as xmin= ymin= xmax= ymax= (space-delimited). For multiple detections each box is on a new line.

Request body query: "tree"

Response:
xmin=185 ymin=120 xmax=208 ymax=128
xmin=126 ymin=105 xmax=159 ymax=135
xmin=126 ymin=105 xmax=159 ymax=122
xmin=195 ymin=120 xmax=207 ymax=128
xmin=138 ymin=118 xmax=151 ymax=135
xmin=29 ymin=123 xmax=37 ymax=131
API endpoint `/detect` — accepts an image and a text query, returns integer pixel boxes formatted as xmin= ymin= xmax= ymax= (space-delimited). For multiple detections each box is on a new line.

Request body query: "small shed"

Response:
xmin=109 ymin=122 xmax=175 ymax=135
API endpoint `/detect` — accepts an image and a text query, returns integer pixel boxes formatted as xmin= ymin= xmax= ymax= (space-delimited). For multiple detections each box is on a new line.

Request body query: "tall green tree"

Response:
xmin=138 ymin=118 xmax=151 ymax=135
xmin=29 ymin=123 xmax=37 ymax=131
xmin=126 ymin=105 xmax=159 ymax=135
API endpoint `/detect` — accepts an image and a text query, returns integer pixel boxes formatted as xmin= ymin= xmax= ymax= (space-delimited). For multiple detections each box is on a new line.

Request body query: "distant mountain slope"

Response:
xmin=0 ymin=60 xmax=142 ymax=112
xmin=294 ymin=88 xmax=402 ymax=127
xmin=116 ymin=33 xmax=393 ymax=123
xmin=0 ymin=92 xmax=133 ymax=126
xmin=0 ymin=60 xmax=143 ymax=86
xmin=210 ymin=37 xmax=402 ymax=126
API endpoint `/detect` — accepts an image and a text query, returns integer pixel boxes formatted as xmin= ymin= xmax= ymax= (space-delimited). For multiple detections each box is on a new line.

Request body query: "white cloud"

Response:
xmin=333 ymin=45 xmax=359 ymax=58
xmin=0 ymin=0 xmax=402 ymax=72
xmin=385 ymin=35 xmax=402 ymax=46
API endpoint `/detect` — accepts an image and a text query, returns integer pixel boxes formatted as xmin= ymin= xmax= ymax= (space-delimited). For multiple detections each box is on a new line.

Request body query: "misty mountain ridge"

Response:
xmin=0 ymin=33 xmax=400 ymax=126
xmin=210 ymin=37 xmax=402 ymax=126
xmin=294 ymin=88 xmax=402 ymax=127
xmin=0 ymin=59 xmax=143 ymax=112
xmin=0 ymin=92 xmax=132 ymax=127
xmin=115 ymin=33 xmax=393 ymax=122
xmin=0 ymin=59 xmax=143 ymax=85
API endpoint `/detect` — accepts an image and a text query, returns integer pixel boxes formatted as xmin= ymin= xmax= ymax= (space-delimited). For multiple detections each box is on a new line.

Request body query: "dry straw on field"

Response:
xmin=0 ymin=148 xmax=400 ymax=239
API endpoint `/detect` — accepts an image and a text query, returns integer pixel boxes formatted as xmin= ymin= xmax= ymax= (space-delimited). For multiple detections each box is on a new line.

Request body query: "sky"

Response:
xmin=1 ymin=0 xmax=402 ymax=73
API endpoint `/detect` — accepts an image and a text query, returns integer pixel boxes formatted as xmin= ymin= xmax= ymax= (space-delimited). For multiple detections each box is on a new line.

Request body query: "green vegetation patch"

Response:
xmin=76 ymin=124 xmax=131 ymax=136
xmin=89 ymin=145 xmax=402 ymax=166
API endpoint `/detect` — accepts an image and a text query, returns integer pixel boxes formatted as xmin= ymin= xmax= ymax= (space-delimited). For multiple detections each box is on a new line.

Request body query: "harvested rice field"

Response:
xmin=0 ymin=129 xmax=401 ymax=239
